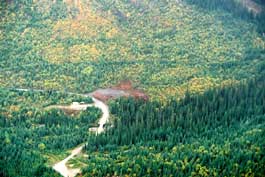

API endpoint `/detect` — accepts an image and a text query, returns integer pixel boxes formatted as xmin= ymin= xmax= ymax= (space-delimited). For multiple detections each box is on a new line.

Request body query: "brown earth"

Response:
xmin=92 ymin=80 xmax=148 ymax=102
xmin=46 ymin=103 xmax=92 ymax=116
xmin=92 ymin=92 xmax=117 ymax=102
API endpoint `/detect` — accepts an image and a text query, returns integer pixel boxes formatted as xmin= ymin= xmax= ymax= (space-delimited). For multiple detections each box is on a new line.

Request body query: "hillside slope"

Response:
xmin=1 ymin=1 xmax=265 ymax=176
xmin=1 ymin=0 xmax=265 ymax=100
xmin=84 ymin=77 xmax=265 ymax=176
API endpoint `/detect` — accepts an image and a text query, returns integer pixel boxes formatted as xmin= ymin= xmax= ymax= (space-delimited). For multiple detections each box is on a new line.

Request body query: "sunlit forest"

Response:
xmin=85 ymin=77 xmax=265 ymax=176
xmin=0 ymin=0 xmax=264 ymax=176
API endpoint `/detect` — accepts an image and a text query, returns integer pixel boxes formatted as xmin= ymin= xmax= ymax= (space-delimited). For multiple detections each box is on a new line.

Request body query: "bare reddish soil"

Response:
xmin=92 ymin=92 xmax=117 ymax=102
xmin=92 ymin=80 xmax=148 ymax=102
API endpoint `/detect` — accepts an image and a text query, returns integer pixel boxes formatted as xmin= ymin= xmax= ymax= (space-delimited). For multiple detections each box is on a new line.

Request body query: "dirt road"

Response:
xmin=9 ymin=88 xmax=110 ymax=177
xmin=52 ymin=96 xmax=110 ymax=177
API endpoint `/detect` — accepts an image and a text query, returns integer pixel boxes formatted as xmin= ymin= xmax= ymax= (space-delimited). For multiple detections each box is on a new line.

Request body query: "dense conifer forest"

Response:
xmin=84 ymin=77 xmax=265 ymax=176
xmin=0 ymin=90 xmax=101 ymax=176
xmin=0 ymin=0 xmax=265 ymax=176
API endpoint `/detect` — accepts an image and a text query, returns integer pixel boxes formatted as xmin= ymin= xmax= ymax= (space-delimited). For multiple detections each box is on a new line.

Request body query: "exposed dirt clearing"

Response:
xmin=92 ymin=80 xmax=148 ymax=102
xmin=46 ymin=102 xmax=93 ymax=115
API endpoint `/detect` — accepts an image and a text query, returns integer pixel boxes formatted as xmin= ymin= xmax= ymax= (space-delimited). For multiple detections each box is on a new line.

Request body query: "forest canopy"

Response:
xmin=0 ymin=0 xmax=265 ymax=176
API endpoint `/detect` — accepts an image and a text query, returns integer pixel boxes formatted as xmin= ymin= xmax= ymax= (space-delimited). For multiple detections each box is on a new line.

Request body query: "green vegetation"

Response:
xmin=67 ymin=154 xmax=88 ymax=169
xmin=0 ymin=89 xmax=100 ymax=176
xmin=1 ymin=0 xmax=265 ymax=100
xmin=79 ymin=107 xmax=102 ymax=125
xmin=185 ymin=0 xmax=265 ymax=33
xmin=84 ymin=77 xmax=265 ymax=176
xmin=1 ymin=0 xmax=265 ymax=176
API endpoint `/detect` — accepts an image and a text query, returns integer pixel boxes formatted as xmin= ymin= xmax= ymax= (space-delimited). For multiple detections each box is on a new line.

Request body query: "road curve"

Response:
xmin=92 ymin=97 xmax=110 ymax=134
xmin=52 ymin=146 xmax=83 ymax=177
xmin=52 ymin=96 xmax=110 ymax=177
xmin=8 ymin=88 xmax=110 ymax=177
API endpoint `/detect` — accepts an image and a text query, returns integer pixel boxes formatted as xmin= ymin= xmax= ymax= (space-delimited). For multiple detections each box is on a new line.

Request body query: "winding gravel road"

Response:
xmin=9 ymin=88 xmax=110 ymax=177
xmin=52 ymin=96 xmax=110 ymax=177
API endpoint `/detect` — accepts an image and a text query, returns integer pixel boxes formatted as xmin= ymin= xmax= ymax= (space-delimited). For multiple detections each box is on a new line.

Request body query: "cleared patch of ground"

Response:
xmin=46 ymin=102 xmax=93 ymax=116
xmin=91 ymin=80 xmax=148 ymax=102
